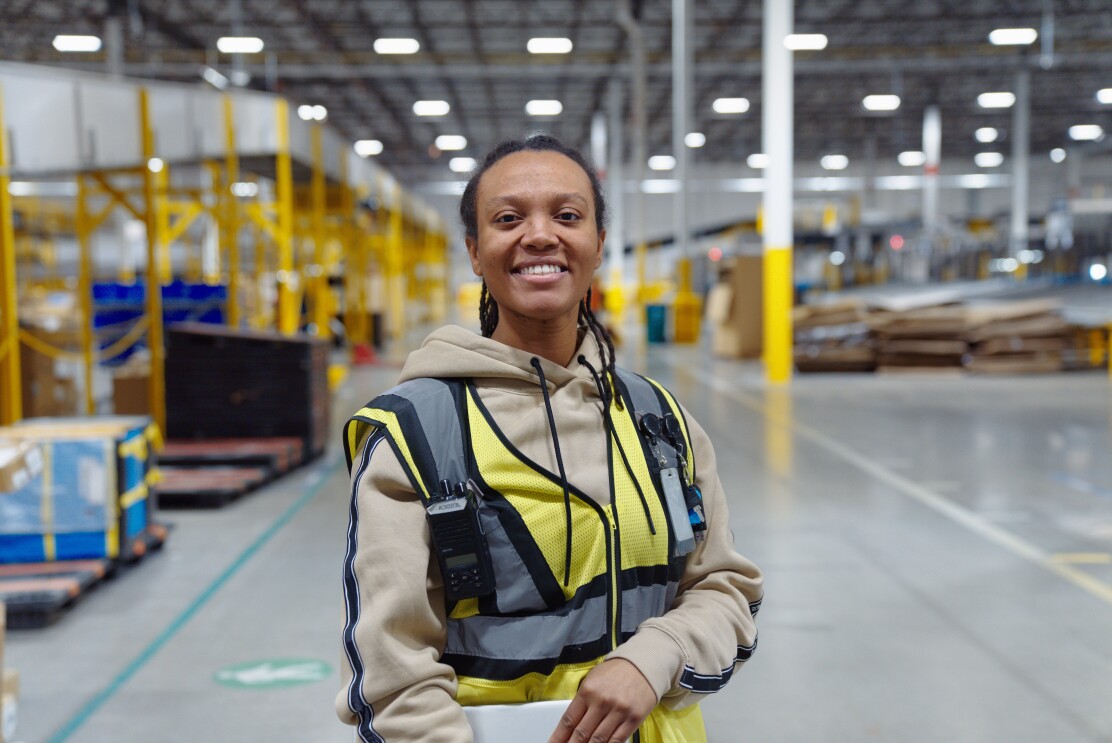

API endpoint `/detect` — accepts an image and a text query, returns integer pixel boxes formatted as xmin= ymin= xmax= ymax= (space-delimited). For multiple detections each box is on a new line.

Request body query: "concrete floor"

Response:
xmin=8 ymin=334 xmax=1112 ymax=743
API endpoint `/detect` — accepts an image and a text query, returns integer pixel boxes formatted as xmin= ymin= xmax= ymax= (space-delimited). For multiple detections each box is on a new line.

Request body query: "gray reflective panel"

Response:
xmin=621 ymin=584 xmax=671 ymax=634
xmin=481 ymin=507 xmax=547 ymax=613
xmin=446 ymin=595 xmax=608 ymax=659
xmin=394 ymin=378 xmax=467 ymax=487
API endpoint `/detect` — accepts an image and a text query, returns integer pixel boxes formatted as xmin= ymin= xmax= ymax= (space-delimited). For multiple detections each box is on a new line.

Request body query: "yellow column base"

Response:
xmin=673 ymin=291 xmax=703 ymax=344
xmin=763 ymin=247 xmax=794 ymax=383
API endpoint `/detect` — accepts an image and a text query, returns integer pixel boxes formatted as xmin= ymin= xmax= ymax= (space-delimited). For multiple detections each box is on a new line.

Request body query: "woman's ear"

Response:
xmin=595 ymin=230 xmax=606 ymax=269
xmin=466 ymin=237 xmax=483 ymax=276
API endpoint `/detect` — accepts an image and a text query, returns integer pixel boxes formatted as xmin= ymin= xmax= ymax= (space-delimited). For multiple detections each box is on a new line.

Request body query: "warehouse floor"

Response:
xmin=8 ymin=333 xmax=1112 ymax=743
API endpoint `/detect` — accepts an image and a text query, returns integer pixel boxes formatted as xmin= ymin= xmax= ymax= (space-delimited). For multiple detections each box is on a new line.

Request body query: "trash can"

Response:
xmin=645 ymin=304 xmax=668 ymax=344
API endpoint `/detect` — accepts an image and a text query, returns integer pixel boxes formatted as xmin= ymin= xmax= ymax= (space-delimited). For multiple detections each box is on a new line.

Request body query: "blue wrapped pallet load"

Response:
xmin=0 ymin=417 xmax=161 ymax=564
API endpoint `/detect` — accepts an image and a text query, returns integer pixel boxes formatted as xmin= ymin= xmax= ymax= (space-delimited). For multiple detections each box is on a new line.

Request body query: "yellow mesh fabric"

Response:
xmin=609 ymin=402 xmax=670 ymax=569
xmin=466 ymin=391 xmax=607 ymax=599
xmin=349 ymin=408 xmax=431 ymax=502
xmin=449 ymin=597 xmax=480 ymax=619
xmin=457 ymin=660 xmax=598 ymax=705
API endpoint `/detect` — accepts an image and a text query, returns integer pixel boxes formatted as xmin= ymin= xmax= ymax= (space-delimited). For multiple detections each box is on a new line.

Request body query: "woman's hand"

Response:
xmin=546 ymin=659 xmax=657 ymax=743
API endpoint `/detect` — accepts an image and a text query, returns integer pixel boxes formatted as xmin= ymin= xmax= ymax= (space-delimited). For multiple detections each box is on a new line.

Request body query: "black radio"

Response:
xmin=426 ymin=479 xmax=495 ymax=601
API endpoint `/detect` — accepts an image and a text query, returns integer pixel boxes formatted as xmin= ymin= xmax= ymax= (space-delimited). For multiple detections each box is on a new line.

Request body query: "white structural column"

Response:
xmin=762 ymin=0 xmax=793 ymax=382
xmin=1010 ymin=66 xmax=1031 ymax=277
xmin=607 ymin=80 xmax=625 ymax=301
xmin=672 ymin=0 xmax=690 ymax=260
xmin=616 ymin=0 xmax=647 ymax=303
xmin=922 ymin=104 xmax=942 ymax=234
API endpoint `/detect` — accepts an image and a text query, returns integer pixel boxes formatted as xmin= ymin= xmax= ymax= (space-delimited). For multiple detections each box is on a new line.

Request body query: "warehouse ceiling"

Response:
xmin=2 ymin=0 xmax=1111 ymax=184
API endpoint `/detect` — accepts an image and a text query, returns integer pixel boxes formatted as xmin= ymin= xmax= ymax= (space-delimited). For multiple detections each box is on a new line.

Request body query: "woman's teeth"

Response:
xmin=518 ymin=265 xmax=564 ymax=275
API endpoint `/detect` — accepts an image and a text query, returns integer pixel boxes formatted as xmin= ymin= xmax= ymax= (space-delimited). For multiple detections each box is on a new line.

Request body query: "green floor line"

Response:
xmin=46 ymin=459 xmax=343 ymax=743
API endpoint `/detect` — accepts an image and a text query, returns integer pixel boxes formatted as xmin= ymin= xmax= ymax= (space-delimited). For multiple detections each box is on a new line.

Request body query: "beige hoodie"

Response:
xmin=337 ymin=326 xmax=763 ymax=742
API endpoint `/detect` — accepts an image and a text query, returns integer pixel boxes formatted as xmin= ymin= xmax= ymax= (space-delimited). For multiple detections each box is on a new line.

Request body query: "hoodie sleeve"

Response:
xmin=337 ymin=433 xmax=473 ymax=743
xmin=604 ymin=407 xmax=763 ymax=709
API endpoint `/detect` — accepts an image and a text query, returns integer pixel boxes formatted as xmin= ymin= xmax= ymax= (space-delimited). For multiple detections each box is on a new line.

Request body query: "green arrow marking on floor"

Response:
xmin=215 ymin=658 xmax=332 ymax=689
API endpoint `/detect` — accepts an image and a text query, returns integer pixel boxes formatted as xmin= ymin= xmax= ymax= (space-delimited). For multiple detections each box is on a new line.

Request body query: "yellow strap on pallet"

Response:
xmin=145 ymin=467 xmax=162 ymax=485
xmin=145 ymin=422 xmax=164 ymax=451
xmin=120 ymin=481 xmax=149 ymax=509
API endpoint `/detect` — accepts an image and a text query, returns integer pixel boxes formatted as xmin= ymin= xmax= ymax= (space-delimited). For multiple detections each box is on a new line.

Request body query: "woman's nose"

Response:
xmin=521 ymin=214 xmax=557 ymax=249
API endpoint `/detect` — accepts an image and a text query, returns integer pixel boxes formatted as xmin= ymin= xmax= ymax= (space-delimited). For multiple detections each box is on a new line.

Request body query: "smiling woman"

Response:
xmin=337 ymin=135 xmax=763 ymax=743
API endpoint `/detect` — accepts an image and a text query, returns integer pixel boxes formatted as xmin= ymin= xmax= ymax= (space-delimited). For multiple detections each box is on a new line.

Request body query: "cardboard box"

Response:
xmin=2 ymin=667 xmax=18 ymax=743
xmin=0 ymin=440 xmax=45 ymax=494
xmin=112 ymin=364 xmax=150 ymax=416
xmin=709 ymin=256 xmax=763 ymax=359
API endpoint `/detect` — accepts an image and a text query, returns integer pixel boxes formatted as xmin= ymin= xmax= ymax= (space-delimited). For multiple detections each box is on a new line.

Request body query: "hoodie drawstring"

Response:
xmin=577 ymin=356 xmax=657 ymax=536
xmin=530 ymin=358 xmax=574 ymax=587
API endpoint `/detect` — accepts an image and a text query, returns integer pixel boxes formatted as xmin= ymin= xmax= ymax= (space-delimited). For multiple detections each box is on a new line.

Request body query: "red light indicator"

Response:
xmin=890 ymin=234 xmax=905 ymax=250
xmin=708 ymin=246 xmax=723 ymax=262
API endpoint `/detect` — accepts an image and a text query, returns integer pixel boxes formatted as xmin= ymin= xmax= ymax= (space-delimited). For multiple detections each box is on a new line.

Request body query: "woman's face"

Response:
xmin=466 ymin=150 xmax=604 ymax=333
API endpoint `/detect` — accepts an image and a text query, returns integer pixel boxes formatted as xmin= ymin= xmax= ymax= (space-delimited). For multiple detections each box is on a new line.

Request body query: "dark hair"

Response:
xmin=464 ymin=135 xmax=621 ymax=408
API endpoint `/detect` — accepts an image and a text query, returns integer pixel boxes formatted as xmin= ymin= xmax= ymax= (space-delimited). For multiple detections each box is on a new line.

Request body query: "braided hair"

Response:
xmin=462 ymin=134 xmax=621 ymax=407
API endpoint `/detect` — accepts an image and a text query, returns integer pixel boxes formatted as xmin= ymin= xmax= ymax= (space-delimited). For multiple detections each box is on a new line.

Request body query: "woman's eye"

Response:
xmin=495 ymin=214 xmax=518 ymax=223
xmin=556 ymin=212 xmax=580 ymax=221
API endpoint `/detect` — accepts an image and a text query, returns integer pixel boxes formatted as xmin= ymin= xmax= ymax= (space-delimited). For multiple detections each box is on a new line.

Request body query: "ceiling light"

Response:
xmin=978 ymin=92 xmax=1016 ymax=109
xmin=1098 ymin=88 xmax=1112 ymax=105
xmin=374 ymin=38 xmax=420 ymax=54
xmin=527 ymin=37 xmax=573 ymax=54
xmin=52 ymin=35 xmax=102 ymax=52
xmin=820 ymin=154 xmax=849 ymax=170
xmin=975 ymin=127 xmax=999 ymax=143
xmin=648 ymin=155 xmax=676 ymax=171
xmin=747 ymin=153 xmax=769 ymax=169
xmin=1069 ymin=124 xmax=1104 ymax=141
xmin=297 ymin=105 xmax=314 ymax=121
xmin=231 ymin=182 xmax=259 ymax=198
xmin=712 ymin=97 xmax=749 ymax=114
xmin=202 ymin=66 xmax=229 ymax=90
xmin=863 ymin=95 xmax=900 ymax=111
xmin=217 ymin=36 xmax=264 ymax=54
xmin=229 ymin=70 xmax=251 ymax=87
xmin=525 ymin=99 xmax=563 ymax=116
xmin=684 ymin=132 xmax=706 ymax=148
xmin=449 ymin=157 xmax=477 ymax=173
xmin=1049 ymin=148 xmax=1066 ymax=163
xmin=147 ymin=158 xmax=165 ymax=173
xmin=988 ymin=28 xmax=1038 ymax=46
xmin=974 ymin=152 xmax=1004 ymax=168
xmin=354 ymin=140 xmax=383 ymax=157
xmin=435 ymin=135 xmax=467 ymax=151
xmin=898 ymin=151 xmax=926 ymax=167
xmin=413 ymin=100 xmax=450 ymax=116
xmin=784 ymin=34 xmax=828 ymax=51
xmin=311 ymin=105 xmax=327 ymax=121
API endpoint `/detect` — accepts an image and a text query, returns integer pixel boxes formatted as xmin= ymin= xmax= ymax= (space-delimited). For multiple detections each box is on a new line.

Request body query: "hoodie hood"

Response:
xmin=399 ymin=325 xmax=606 ymax=395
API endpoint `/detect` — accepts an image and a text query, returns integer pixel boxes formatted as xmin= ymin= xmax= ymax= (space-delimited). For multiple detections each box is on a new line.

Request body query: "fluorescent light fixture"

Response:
xmin=975 ymin=127 xmax=999 ymax=143
xmin=978 ymin=92 xmax=1015 ymax=109
xmin=712 ymin=97 xmax=749 ymax=114
xmin=974 ymin=152 xmax=1004 ymax=168
xmin=1069 ymin=124 xmax=1104 ymax=141
xmin=354 ymin=139 xmax=383 ymax=157
xmin=1050 ymin=147 xmax=1066 ymax=163
xmin=413 ymin=100 xmax=450 ymax=116
xmin=52 ymin=35 xmax=102 ymax=52
xmin=641 ymin=179 xmax=680 ymax=194
xmin=988 ymin=28 xmax=1038 ymax=45
xmin=829 ymin=251 xmax=846 ymax=266
xmin=1098 ymin=88 xmax=1112 ymax=105
xmin=527 ymin=37 xmax=573 ymax=54
xmin=435 ymin=135 xmax=467 ymax=151
xmin=684 ymin=132 xmax=706 ymax=148
xmin=784 ymin=33 xmax=828 ymax=50
xmin=147 ymin=158 xmax=165 ymax=173
xmin=449 ymin=157 xmax=477 ymax=173
xmin=820 ymin=154 xmax=849 ymax=170
xmin=747 ymin=153 xmax=769 ymax=169
xmin=297 ymin=105 xmax=314 ymax=121
xmin=525 ymin=99 xmax=563 ymax=116
xmin=862 ymin=95 xmax=900 ymax=111
xmin=217 ymin=36 xmax=264 ymax=54
xmin=898 ymin=150 xmax=926 ymax=167
xmin=1091 ymin=264 xmax=1108 ymax=281
xmin=8 ymin=182 xmax=34 ymax=196
xmin=648 ymin=155 xmax=676 ymax=171
xmin=375 ymin=38 xmax=420 ymax=54
xmin=231 ymin=182 xmax=259 ymax=198
xmin=202 ymin=66 xmax=229 ymax=90
xmin=311 ymin=105 xmax=327 ymax=121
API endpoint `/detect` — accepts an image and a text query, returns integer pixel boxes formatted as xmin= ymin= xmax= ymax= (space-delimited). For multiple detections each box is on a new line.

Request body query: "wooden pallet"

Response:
xmin=157 ymin=466 xmax=270 ymax=509
xmin=0 ymin=524 xmax=169 ymax=629
xmin=160 ymin=437 xmax=304 ymax=475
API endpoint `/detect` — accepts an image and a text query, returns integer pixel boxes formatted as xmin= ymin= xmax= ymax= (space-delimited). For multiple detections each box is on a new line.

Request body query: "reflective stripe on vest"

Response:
xmin=342 ymin=371 xmax=704 ymax=741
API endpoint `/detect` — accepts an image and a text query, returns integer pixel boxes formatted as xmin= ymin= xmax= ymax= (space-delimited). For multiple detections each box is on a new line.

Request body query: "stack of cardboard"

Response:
xmin=793 ymin=300 xmax=876 ymax=372
xmin=707 ymin=256 xmax=763 ymax=359
xmin=18 ymin=289 xmax=82 ymax=417
xmin=870 ymin=305 xmax=970 ymax=373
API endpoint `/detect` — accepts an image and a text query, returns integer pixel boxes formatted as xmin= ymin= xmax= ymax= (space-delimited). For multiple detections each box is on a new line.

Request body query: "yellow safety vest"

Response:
xmin=343 ymin=370 xmax=712 ymax=743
